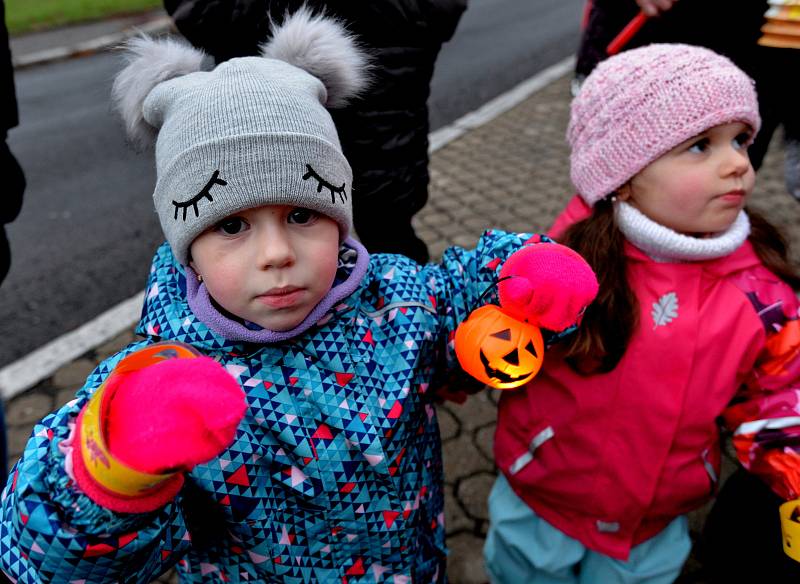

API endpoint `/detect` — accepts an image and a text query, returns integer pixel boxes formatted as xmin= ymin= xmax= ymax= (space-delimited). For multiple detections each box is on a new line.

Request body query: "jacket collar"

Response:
xmin=184 ymin=237 xmax=369 ymax=343
xmin=137 ymin=239 xmax=368 ymax=351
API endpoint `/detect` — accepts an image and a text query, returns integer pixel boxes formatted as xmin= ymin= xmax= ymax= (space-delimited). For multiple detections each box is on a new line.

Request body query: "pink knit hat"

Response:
xmin=568 ymin=44 xmax=761 ymax=206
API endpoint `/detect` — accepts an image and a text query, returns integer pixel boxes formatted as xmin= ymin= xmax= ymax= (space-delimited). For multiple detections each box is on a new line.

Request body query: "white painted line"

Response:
xmin=0 ymin=291 xmax=144 ymax=399
xmin=429 ymin=55 xmax=575 ymax=153
xmin=12 ymin=47 xmax=73 ymax=69
xmin=0 ymin=55 xmax=575 ymax=400
xmin=12 ymin=16 xmax=173 ymax=69
xmin=428 ymin=125 xmax=464 ymax=153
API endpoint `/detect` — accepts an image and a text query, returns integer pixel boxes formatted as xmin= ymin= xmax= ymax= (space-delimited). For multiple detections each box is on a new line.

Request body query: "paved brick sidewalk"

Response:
xmin=4 ymin=72 xmax=800 ymax=583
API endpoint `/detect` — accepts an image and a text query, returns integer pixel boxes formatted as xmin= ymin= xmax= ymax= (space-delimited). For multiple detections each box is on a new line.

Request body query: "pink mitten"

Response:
xmin=498 ymin=243 xmax=598 ymax=331
xmin=72 ymin=343 xmax=247 ymax=513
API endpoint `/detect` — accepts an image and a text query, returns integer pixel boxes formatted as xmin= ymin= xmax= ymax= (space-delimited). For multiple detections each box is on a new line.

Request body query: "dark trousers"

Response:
xmin=1 ymin=139 xmax=25 ymax=513
xmin=354 ymin=207 xmax=430 ymax=264
xmin=700 ymin=469 xmax=800 ymax=581
xmin=1 ymin=139 xmax=24 ymax=283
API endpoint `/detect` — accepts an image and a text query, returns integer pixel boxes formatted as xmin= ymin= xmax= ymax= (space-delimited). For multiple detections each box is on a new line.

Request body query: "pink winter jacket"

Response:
xmin=494 ymin=196 xmax=800 ymax=560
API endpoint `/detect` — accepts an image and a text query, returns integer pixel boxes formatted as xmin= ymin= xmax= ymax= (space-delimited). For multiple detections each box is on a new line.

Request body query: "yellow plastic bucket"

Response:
xmin=780 ymin=499 xmax=800 ymax=562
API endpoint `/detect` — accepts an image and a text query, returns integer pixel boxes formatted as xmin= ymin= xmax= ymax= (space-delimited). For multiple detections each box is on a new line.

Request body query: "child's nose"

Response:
xmin=258 ymin=228 xmax=295 ymax=268
xmin=721 ymin=146 xmax=751 ymax=177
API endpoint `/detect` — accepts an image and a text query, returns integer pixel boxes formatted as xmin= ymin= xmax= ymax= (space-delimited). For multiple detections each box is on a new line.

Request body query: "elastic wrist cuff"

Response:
xmin=73 ymin=342 xmax=199 ymax=512
xmin=79 ymin=379 xmax=175 ymax=496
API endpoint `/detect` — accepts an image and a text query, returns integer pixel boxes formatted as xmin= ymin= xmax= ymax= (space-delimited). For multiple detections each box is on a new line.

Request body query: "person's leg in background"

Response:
xmin=740 ymin=45 xmax=783 ymax=172
xmin=777 ymin=49 xmax=800 ymax=201
xmin=0 ymin=140 xmax=24 ymax=584
xmin=0 ymin=138 xmax=25 ymax=492
xmin=574 ymin=0 xmax=639 ymax=82
xmin=347 ymin=102 xmax=432 ymax=264
xmin=351 ymin=167 xmax=431 ymax=264
xmin=334 ymin=45 xmax=437 ymax=265
xmin=785 ymin=120 xmax=800 ymax=202
xmin=0 ymin=403 xmax=5 ymax=486
xmin=0 ymin=139 xmax=24 ymax=283
xmin=1 ymin=11 xmax=24 ymax=583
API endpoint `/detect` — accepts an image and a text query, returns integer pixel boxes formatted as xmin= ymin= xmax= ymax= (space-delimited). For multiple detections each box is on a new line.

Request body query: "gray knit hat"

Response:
xmin=112 ymin=9 xmax=368 ymax=265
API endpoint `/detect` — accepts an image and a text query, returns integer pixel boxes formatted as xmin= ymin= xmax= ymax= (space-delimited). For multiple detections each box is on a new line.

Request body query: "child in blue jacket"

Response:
xmin=0 ymin=10 xmax=597 ymax=583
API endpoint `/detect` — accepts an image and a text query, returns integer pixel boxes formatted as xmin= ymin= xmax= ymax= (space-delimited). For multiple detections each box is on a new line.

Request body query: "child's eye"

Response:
xmin=216 ymin=217 xmax=248 ymax=235
xmin=288 ymin=208 xmax=318 ymax=225
xmin=733 ymin=132 xmax=752 ymax=150
xmin=687 ymin=138 xmax=709 ymax=154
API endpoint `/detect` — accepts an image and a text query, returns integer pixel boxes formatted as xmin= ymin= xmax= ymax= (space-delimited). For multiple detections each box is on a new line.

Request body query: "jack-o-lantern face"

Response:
xmin=455 ymin=304 xmax=544 ymax=389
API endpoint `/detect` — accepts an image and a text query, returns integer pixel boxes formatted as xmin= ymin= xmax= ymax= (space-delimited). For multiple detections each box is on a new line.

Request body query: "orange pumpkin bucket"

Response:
xmin=455 ymin=304 xmax=544 ymax=390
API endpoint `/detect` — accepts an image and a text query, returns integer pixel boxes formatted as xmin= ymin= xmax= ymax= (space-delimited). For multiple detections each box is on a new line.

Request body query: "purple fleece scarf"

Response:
xmin=185 ymin=237 xmax=370 ymax=343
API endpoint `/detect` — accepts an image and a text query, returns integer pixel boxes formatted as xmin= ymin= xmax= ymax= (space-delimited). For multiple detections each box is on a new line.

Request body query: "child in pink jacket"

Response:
xmin=485 ymin=43 xmax=800 ymax=583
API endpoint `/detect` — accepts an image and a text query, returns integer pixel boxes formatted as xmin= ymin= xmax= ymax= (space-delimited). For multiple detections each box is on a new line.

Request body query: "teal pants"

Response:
xmin=484 ymin=475 xmax=691 ymax=584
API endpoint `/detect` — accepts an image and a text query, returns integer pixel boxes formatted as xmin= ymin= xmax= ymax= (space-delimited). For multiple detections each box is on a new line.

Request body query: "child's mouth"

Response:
xmin=258 ymin=287 xmax=304 ymax=308
xmin=718 ymin=189 xmax=745 ymax=203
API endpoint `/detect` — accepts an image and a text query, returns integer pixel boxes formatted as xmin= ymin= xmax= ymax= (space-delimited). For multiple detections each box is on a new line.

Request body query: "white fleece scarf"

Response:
xmin=614 ymin=201 xmax=750 ymax=262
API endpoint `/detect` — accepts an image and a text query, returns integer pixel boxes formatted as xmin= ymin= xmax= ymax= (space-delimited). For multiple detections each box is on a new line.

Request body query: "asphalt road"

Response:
xmin=0 ymin=0 xmax=585 ymax=367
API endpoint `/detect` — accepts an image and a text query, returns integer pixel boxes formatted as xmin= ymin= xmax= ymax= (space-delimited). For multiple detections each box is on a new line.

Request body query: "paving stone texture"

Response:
xmin=4 ymin=73 xmax=800 ymax=584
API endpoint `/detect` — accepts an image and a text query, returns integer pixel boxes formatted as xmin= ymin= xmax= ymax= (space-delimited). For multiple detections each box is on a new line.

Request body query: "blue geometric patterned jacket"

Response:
xmin=0 ymin=230 xmax=541 ymax=583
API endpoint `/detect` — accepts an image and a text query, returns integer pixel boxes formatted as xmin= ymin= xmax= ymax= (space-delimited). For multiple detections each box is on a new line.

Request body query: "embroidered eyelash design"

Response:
xmin=172 ymin=170 xmax=228 ymax=221
xmin=303 ymin=164 xmax=347 ymax=204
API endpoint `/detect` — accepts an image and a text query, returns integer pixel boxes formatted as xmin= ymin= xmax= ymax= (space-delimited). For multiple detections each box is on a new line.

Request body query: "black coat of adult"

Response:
xmin=1 ymin=0 xmax=25 ymax=284
xmin=164 ymin=0 xmax=467 ymax=263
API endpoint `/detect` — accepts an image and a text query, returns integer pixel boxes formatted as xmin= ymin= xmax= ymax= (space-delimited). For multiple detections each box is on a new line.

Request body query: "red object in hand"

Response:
xmin=72 ymin=343 xmax=247 ymax=513
xmin=498 ymin=244 xmax=598 ymax=332
xmin=607 ymin=11 xmax=649 ymax=55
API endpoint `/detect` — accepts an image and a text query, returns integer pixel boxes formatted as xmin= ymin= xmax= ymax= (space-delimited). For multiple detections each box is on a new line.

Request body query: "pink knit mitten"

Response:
xmin=498 ymin=243 xmax=598 ymax=331
xmin=72 ymin=343 xmax=247 ymax=513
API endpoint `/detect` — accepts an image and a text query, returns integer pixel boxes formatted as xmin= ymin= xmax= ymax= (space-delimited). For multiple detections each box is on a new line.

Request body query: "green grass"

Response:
xmin=6 ymin=0 xmax=163 ymax=35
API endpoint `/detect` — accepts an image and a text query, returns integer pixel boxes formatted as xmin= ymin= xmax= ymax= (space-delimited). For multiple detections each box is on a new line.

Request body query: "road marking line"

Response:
xmin=0 ymin=292 xmax=144 ymax=399
xmin=0 ymin=55 xmax=575 ymax=400
xmin=429 ymin=56 xmax=575 ymax=152
xmin=12 ymin=17 xmax=173 ymax=69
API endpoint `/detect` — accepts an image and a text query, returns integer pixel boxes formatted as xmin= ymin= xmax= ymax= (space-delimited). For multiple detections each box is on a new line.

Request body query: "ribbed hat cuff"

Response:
xmin=574 ymin=106 xmax=761 ymax=205
xmin=154 ymin=133 xmax=353 ymax=265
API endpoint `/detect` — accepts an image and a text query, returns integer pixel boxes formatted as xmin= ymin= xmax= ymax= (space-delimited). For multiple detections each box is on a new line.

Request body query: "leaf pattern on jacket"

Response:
xmin=652 ymin=292 xmax=679 ymax=328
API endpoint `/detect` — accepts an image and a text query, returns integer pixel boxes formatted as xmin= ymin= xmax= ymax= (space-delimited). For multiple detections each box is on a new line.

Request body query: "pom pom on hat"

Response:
xmin=568 ymin=44 xmax=761 ymax=206
xmin=111 ymin=36 xmax=206 ymax=149
xmin=261 ymin=7 xmax=369 ymax=108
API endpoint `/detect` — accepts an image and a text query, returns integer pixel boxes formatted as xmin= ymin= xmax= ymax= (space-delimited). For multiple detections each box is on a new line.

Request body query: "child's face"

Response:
xmin=189 ymin=205 xmax=340 ymax=331
xmin=619 ymin=122 xmax=756 ymax=236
